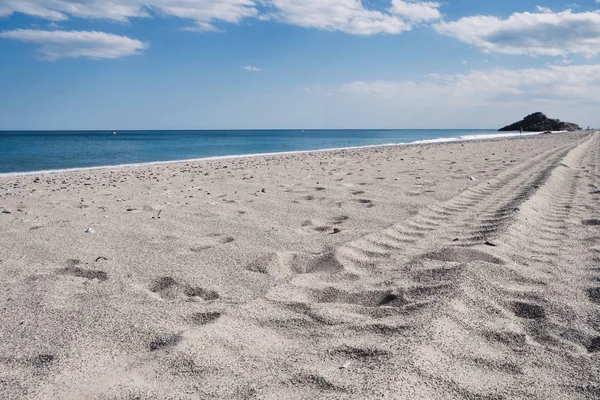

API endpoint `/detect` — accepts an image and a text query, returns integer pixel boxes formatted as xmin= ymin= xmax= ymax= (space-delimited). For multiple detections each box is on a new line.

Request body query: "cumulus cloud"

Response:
xmin=152 ymin=0 xmax=258 ymax=31
xmin=0 ymin=0 xmax=143 ymax=22
xmin=0 ymin=0 xmax=445 ymax=36
xmin=434 ymin=10 xmax=600 ymax=57
xmin=243 ymin=65 xmax=261 ymax=71
xmin=264 ymin=0 xmax=442 ymax=35
xmin=0 ymin=29 xmax=148 ymax=60
xmin=390 ymin=0 xmax=441 ymax=22
xmin=0 ymin=0 xmax=258 ymax=31
xmin=265 ymin=0 xmax=409 ymax=35
xmin=338 ymin=64 xmax=600 ymax=103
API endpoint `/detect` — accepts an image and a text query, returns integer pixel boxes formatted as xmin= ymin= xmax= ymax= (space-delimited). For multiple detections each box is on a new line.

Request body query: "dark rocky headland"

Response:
xmin=499 ymin=112 xmax=581 ymax=132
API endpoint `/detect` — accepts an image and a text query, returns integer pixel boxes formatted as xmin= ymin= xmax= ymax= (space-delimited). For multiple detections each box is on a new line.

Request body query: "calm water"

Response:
xmin=0 ymin=129 xmax=501 ymax=174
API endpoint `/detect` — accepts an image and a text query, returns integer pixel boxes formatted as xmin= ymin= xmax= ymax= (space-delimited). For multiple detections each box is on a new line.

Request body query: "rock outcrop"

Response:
xmin=499 ymin=112 xmax=580 ymax=132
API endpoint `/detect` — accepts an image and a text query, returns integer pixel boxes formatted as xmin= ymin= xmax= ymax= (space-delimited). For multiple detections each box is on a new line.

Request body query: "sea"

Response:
xmin=0 ymin=129 xmax=528 ymax=175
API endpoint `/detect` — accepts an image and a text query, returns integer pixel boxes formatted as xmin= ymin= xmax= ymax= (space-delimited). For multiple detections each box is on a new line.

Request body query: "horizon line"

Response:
xmin=0 ymin=128 xmax=498 ymax=132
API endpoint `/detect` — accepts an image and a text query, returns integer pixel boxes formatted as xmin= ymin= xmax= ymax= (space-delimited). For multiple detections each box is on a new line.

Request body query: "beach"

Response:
xmin=0 ymin=131 xmax=598 ymax=399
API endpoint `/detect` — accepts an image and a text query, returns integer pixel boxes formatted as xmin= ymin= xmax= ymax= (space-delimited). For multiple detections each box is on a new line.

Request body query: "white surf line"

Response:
xmin=0 ymin=130 xmax=551 ymax=178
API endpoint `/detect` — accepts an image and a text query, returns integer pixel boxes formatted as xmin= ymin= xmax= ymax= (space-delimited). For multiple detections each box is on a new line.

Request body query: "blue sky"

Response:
xmin=1 ymin=0 xmax=600 ymax=130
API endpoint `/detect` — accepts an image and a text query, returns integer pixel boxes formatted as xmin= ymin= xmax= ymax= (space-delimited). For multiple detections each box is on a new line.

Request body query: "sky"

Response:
xmin=1 ymin=0 xmax=600 ymax=130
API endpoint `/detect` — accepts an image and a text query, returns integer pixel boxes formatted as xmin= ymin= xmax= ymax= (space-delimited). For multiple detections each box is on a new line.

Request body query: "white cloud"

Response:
xmin=290 ymin=65 xmax=599 ymax=129
xmin=435 ymin=10 xmax=600 ymax=57
xmin=0 ymin=0 xmax=446 ymax=35
xmin=536 ymin=6 xmax=552 ymax=13
xmin=337 ymin=64 xmax=600 ymax=104
xmin=262 ymin=0 xmax=443 ymax=35
xmin=243 ymin=65 xmax=261 ymax=71
xmin=152 ymin=0 xmax=258 ymax=31
xmin=0 ymin=29 xmax=148 ymax=60
xmin=390 ymin=0 xmax=441 ymax=22
xmin=0 ymin=0 xmax=258 ymax=31
xmin=0 ymin=0 xmax=141 ymax=22
xmin=0 ymin=1 xmax=68 ymax=21
xmin=266 ymin=0 xmax=410 ymax=35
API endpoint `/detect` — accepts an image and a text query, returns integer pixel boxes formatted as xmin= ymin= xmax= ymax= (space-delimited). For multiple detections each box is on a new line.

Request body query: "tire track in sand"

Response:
xmin=271 ymin=137 xmax=586 ymax=315
xmin=407 ymin=133 xmax=600 ymax=399
xmin=260 ymin=132 xmax=597 ymax=398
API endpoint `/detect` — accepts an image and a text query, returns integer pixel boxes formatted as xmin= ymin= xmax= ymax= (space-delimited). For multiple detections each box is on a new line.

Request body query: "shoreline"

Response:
xmin=0 ymin=130 xmax=547 ymax=177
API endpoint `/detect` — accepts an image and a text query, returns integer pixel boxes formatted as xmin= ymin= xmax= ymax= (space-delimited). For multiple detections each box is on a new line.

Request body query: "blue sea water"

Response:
xmin=0 ymin=129 xmax=505 ymax=174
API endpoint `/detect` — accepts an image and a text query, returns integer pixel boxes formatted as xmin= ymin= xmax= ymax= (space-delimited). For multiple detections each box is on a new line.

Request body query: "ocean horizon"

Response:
xmin=0 ymin=129 xmax=531 ymax=175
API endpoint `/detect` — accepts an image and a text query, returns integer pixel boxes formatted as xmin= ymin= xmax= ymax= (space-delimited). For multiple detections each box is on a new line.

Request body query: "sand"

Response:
xmin=0 ymin=131 xmax=599 ymax=399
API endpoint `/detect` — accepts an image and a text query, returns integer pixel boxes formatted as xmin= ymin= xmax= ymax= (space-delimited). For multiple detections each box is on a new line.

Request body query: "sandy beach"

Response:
xmin=1 ymin=131 xmax=599 ymax=399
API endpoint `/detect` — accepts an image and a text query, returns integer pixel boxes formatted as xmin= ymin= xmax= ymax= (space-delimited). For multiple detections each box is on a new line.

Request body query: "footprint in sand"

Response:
xmin=189 ymin=311 xmax=221 ymax=325
xmin=510 ymin=301 xmax=546 ymax=319
xmin=283 ymin=283 xmax=409 ymax=309
xmin=297 ymin=219 xmax=340 ymax=235
xmin=356 ymin=199 xmax=374 ymax=208
xmin=32 ymin=354 xmax=55 ymax=367
xmin=189 ymin=234 xmax=235 ymax=252
xmin=58 ymin=259 xmax=108 ymax=281
xmin=149 ymin=276 xmax=219 ymax=301
xmin=149 ymin=333 xmax=182 ymax=351
xmin=245 ymin=251 xmax=344 ymax=277
xmin=331 ymin=215 xmax=349 ymax=225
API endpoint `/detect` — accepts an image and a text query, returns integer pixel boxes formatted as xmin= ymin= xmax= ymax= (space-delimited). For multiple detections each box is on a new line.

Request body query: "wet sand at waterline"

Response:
xmin=1 ymin=131 xmax=599 ymax=399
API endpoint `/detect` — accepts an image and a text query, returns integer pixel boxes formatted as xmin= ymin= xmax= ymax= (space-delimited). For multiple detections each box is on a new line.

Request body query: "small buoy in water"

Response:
xmin=113 ymin=131 xmax=117 ymax=135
